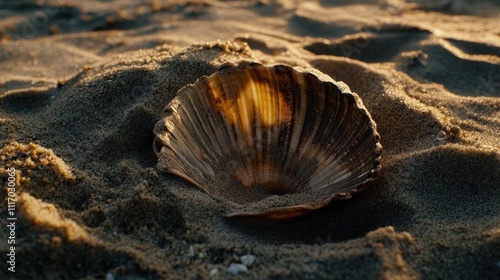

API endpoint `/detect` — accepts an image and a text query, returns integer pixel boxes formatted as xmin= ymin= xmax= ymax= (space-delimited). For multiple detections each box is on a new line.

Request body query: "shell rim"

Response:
xmin=153 ymin=61 xmax=382 ymax=219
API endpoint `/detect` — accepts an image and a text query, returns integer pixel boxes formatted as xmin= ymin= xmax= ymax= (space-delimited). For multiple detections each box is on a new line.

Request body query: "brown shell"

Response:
xmin=153 ymin=62 xmax=382 ymax=219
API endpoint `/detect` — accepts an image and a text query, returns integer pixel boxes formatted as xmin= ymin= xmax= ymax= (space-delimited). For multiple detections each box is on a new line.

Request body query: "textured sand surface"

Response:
xmin=1 ymin=0 xmax=500 ymax=279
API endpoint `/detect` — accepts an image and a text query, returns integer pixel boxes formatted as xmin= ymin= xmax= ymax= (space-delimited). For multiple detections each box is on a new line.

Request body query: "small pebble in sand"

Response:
xmin=209 ymin=268 xmax=219 ymax=276
xmin=401 ymin=50 xmax=428 ymax=67
xmin=436 ymin=131 xmax=447 ymax=141
xmin=228 ymin=263 xmax=248 ymax=275
xmin=240 ymin=254 xmax=256 ymax=266
xmin=49 ymin=25 xmax=59 ymax=34
xmin=105 ymin=272 xmax=116 ymax=280
xmin=450 ymin=126 xmax=461 ymax=137
xmin=415 ymin=51 xmax=428 ymax=66
xmin=187 ymin=245 xmax=195 ymax=257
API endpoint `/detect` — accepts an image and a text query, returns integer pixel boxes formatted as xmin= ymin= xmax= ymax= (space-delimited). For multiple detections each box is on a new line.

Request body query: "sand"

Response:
xmin=1 ymin=0 xmax=499 ymax=279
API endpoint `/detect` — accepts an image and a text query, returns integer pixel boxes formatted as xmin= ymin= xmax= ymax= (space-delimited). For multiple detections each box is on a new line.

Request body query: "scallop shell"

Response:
xmin=153 ymin=62 xmax=382 ymax=219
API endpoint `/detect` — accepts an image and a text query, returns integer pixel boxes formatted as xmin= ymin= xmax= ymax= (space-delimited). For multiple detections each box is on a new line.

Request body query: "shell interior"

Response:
xmin=154 ymin=62 xmax=382 ymax=219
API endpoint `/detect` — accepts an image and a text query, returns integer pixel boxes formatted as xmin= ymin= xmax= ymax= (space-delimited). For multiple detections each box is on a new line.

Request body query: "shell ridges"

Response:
xmin=154 ymin=62 xmax=382 ymax=219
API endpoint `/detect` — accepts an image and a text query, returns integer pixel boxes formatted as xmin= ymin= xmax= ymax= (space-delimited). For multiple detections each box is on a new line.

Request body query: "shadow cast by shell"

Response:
xmin=226 ymin=179 xmax=415 ymax=244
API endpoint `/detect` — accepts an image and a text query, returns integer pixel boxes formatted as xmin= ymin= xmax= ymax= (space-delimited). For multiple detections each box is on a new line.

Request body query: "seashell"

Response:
xmin=153 ymin=62 xmax=382 ymax=219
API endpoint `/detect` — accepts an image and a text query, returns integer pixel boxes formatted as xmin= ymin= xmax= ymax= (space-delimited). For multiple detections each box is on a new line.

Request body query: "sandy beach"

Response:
xmin=1 ymin=0 xmax=500 ymax=279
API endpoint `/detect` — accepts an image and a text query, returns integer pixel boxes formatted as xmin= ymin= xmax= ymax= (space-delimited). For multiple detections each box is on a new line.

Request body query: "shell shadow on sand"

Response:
xmin=226 ymin=179 xmax=416 ymax=244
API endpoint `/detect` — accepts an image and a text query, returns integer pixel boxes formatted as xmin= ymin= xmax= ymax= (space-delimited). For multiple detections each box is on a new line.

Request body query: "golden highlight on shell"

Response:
xmin=153 ymin=62 xmax=382 ymax=219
